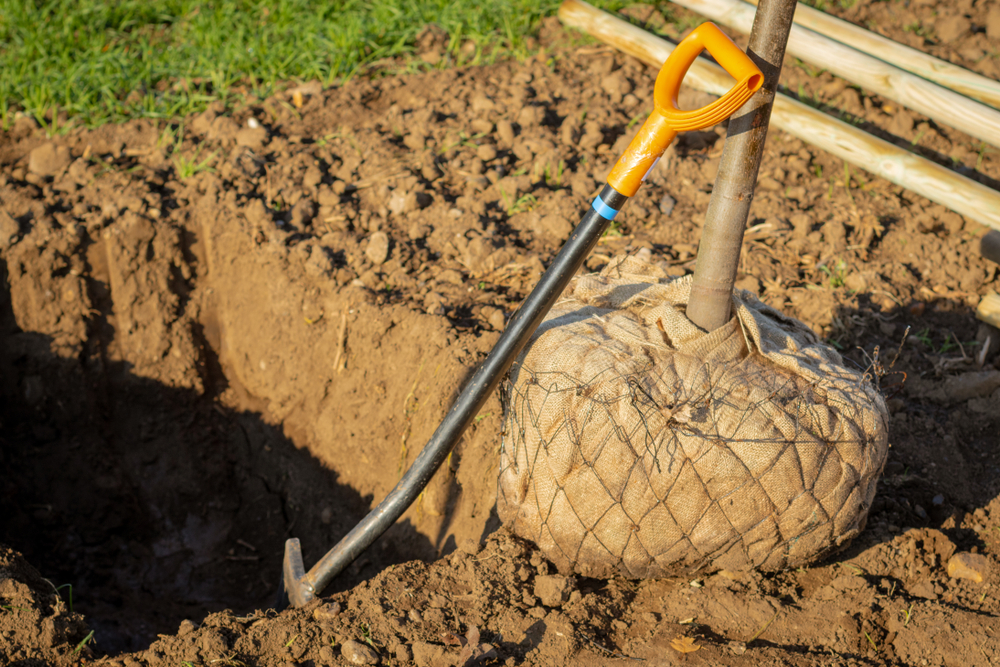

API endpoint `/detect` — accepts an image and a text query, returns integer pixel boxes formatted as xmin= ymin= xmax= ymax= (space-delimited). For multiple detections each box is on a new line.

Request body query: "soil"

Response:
xmin=3 ymin=1 xmax=1000 ymax=665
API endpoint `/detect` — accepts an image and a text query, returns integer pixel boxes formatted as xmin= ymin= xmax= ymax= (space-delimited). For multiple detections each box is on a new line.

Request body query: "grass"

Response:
xmin=54 ymin=583 xmax=74 ymax=613
xmin=912 ymin=328 xmax=980 ymax=354
xmin=72 ymin=630 xmax=95 ymax=656
xmin=501 ymin=189 xmax=538 ymax=216
xmin=0 ymin=0 xmax=635 ymax=130
xmin=174 ymin=145 xmax=217 ymax=180
xmin=818 ymin=259 xmax=848 ymax=289
xmin=360 ymin=622 xmax=380 ymax=650
xmin=900 ymin=604 xmax=913 ymax=627
xmin=602 ymin=219 xmax=624 ymax=238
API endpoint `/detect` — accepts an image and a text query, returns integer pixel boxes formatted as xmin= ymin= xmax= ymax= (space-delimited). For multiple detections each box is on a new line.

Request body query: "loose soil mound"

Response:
xmin=2 ymin=3 xmax=1000 ymax=665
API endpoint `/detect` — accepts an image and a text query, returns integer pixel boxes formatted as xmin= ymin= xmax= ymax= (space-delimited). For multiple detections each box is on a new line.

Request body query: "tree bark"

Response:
xmin=686 ymin=0 xmax=798 ymax=332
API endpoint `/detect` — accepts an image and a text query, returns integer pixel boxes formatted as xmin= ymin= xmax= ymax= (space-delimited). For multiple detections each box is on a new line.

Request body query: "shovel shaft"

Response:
xmin=687 ymin=0 xmax=798 ymax=332
xmin=283 ymin=185 xmax=628 ymax=606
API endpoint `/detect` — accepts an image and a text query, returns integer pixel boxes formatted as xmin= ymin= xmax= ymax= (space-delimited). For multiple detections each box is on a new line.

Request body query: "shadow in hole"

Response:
xmin=0 ymin=258 xmax=436 ymax=655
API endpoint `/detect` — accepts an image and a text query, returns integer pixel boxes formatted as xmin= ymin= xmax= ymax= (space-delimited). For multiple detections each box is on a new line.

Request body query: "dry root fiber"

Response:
xmin=498 ymin=255 xmax=889 ymax=578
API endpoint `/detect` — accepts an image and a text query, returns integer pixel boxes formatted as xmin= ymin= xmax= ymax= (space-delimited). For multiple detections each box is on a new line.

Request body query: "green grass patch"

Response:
xmin=0 ymin=0 xmax=646 ymax=130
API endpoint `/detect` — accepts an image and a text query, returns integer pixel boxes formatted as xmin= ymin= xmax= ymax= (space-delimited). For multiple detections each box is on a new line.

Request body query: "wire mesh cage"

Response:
xmin=498 ymin=255 xmax=889 ymax=578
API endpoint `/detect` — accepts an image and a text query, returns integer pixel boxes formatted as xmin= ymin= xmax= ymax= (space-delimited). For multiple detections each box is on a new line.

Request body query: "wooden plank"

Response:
xmin=976 ymin=291 xmax=1000 ymax=329
xmin=666 ymin=0 xmax=1000 ymax=148
xmin=747 ymin=0 xmax=1000 ymax=109
xmin=558 ymin=0 xmax=1000 ymax=233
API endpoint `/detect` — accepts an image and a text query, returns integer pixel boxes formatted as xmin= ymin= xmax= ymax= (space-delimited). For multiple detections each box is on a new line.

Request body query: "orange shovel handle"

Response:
xmin=607 ymin=22 xmax=763 ymax=197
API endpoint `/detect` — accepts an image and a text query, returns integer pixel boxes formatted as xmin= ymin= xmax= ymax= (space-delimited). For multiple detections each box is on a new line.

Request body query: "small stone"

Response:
xmin=534 ymin=574 xmax=574 ymax=607
xmin=488 ymin=309 xmax=506 ymax=332
xmin=947 ymin=552 xmax=989 ymax=583
xmin=313 ymin=601 xmax=342 ymax=622
xmin=28 ymin=142 xmax=71 ymax=176
xmin=341 ymin=639 xmax=378 ymax=665
xmin=388 ymin=190 xmax=408 ymax=215
xmin=658 ymin=193 xmax=675 ymax=216
xmin=365 ymin=232 xmax=390 ymax=265
xmin=932 ymin=494 xmax=945 ymax=506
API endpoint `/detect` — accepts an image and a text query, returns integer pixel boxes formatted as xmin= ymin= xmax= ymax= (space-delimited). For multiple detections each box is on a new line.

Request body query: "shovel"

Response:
xmin=277 ymin=21 xmax=763 ymax=609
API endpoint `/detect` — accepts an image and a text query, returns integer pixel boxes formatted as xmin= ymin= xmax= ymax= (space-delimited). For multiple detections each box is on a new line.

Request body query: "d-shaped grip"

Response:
xmin=607 ymin=22 xmax=763 ymax=197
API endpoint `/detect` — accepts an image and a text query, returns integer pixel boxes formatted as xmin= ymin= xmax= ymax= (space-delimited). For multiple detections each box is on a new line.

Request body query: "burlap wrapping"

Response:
xmin=497 ymin=255 xmax=889 ymax=578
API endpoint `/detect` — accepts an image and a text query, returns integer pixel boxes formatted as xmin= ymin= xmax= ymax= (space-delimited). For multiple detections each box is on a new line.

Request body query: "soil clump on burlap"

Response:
xmin=2 ymin=2 xmax=1000 ymax=664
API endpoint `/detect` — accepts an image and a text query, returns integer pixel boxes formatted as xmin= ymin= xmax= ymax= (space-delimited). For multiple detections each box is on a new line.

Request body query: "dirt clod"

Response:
xmin=314 ymin=602 xmax=342 ymax=622
xmin=412 ymin=641 xmax=446 ymax=667
xmin=27 ymin=142 xmax=71 ymax=176
xmin=533 ymin=574 xmax=574 ymax=608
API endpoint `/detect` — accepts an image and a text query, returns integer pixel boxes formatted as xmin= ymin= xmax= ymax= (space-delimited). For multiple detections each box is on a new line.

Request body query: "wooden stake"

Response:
xmin=667 ymin=0 xmax=1000 ymax=149
xmin=687 ymin=0 xmax=798 ymax=332
xmin=976 ymin=291 xmax=1000 ymax=330
xmin=746 ymin=0 xmax=1000 ymax=109
xmin=557 ymin=0 xmax=1000 ymax=233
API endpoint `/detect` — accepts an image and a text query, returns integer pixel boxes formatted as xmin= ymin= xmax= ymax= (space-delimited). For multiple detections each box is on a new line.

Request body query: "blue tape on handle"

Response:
xmin=591 ymin=195 xmax=620 ymax=220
